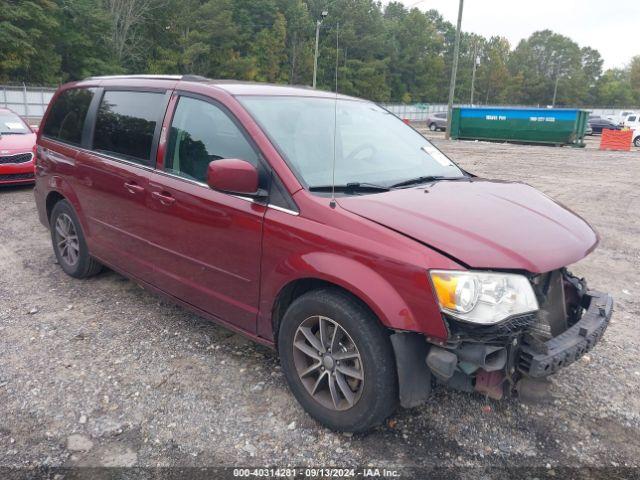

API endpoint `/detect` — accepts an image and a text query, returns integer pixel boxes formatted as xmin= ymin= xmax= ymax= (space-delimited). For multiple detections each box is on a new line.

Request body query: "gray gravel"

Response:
xmin=0 ymin=135 xmax=639 ymax=473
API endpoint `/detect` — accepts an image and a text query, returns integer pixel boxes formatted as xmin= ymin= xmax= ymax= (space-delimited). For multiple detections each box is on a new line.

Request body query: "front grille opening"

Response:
xmin=0 ymin=153 xmax=33 ymax=165
xmin=0 ymin=172 xmax=35 ymax=181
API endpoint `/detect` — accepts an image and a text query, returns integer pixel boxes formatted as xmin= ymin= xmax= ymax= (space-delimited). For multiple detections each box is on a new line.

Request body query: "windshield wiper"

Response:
xmin=309 ymin=182 xmax=390 ymax=194
xmin=390 ymin=175 xmax=468 ymax=189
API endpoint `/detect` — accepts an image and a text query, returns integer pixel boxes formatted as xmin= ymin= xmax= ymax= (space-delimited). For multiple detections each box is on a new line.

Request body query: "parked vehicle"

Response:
xmin=426 ymin=111 xmax=447 ymax=131
xmin=0 ymin=108 xmax=37 ymax=185
xmin=622 ymin=113 xmax=640 ymax=130
xmin=618 ymin=111 xmax=637 ymax=125
xmin=585 ymin=124 xmax=593 ymax=136
xmin=587 ymin=115 xmax=621 ymax=134
xmin=34 ymin=76 xmax=613 ymax=432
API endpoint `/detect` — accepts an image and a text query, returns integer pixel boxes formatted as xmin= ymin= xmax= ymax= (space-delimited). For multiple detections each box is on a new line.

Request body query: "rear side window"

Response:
xmin=93 ymin=90 xmax=165 ymax=165
xmin=629 ymin=116 xmax=637 ymax=122
xmin=42 ymin=88 xmax=95 ymax=145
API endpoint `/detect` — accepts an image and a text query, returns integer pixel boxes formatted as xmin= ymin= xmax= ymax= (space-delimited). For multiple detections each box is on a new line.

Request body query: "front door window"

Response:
xmin=166 ymin=97 xmax=258 ymax=183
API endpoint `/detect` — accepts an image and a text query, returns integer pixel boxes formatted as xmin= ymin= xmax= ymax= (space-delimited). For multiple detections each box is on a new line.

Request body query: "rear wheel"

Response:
xmin=634 ymin=136 xmax=640 ymax=147
xmin=278 ymin=288 xmax=398 ymax=432
xmin=50 ymin=200 xmax=102 ymax=278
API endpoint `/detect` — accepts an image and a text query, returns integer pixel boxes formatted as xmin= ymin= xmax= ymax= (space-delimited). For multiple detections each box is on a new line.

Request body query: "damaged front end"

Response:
xmin=391 ymin=269 xmax=613 ymax=407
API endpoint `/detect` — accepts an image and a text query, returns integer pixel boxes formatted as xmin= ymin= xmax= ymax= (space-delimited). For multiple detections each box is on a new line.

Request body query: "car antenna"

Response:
xmin=330 ymin=21 xmax=339 ymax=209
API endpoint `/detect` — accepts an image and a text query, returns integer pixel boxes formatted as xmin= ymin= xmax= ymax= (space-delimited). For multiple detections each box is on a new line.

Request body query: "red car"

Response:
xmin=34 ymin=76 xmax=612 ymax=432
xmin=0 ymin=108 xmax=37 ymax=185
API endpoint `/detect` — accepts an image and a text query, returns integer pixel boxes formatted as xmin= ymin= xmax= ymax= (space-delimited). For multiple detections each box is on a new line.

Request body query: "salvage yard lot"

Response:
xmin=0 ymin=136 xmax=639 ymax=471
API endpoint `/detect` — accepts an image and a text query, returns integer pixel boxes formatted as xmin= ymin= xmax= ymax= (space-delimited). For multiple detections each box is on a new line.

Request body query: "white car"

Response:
xmin=622 ymin=113 xmax=640 ymax=129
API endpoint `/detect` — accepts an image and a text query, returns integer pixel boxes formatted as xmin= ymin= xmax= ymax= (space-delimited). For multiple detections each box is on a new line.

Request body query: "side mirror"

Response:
xmin=207 ymin=159 xmax=265 ymax=197
xmin=30 ymin=125 xmax=39 ymax=133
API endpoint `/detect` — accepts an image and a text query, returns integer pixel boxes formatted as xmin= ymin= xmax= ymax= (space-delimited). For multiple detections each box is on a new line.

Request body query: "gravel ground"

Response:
xmin=0 ymin=135 xmax=639 ymax=477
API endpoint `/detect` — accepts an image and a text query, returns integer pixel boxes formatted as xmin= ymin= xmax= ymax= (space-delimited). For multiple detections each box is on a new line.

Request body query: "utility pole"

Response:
xmin=470 ymin=42 xmax=480 ymax=105
xmin=445 ymin=0 xmax=464 ymax=139
xmin=552 ymin=72 xmax=560 ymax=107
xmin=312 ymin=10 xmax=328 ymax=89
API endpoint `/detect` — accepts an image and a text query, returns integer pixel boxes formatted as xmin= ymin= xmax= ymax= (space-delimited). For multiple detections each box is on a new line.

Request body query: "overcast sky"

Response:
xmin=393 ymin=0 xmax=639 ymax=70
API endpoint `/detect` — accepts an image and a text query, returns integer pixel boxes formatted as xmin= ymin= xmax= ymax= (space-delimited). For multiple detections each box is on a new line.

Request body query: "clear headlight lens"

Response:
xmin=429 ymin=270 xmax=539 ymax=324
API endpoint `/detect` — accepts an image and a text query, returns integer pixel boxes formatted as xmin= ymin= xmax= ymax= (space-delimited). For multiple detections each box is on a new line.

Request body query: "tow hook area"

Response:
xmin=426 ymin=344 xmax=509 ymax=400
xmin=475 ymin=370 xmax=505 ymax=400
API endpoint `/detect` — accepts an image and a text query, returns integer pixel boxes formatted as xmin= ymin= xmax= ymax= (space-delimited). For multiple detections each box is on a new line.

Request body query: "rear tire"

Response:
xmin=634 ymin=136 xmax=640 ymax=147
xmin=278 ymin=288 xmax=398 ymax=432
xmin=50 ymin=200 xmax=102 ymax=278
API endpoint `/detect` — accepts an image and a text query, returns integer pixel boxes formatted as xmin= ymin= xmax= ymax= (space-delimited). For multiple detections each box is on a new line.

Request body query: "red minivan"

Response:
xmin=34 ymin=75 xmax=612 ymax=432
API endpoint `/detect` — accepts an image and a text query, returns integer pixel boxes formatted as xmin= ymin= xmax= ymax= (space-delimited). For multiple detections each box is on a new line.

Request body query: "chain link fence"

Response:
xmin=1 ymin=85 xmax=637 ymax=127
xmin=0 ymin=85 xmax=57 ymax=125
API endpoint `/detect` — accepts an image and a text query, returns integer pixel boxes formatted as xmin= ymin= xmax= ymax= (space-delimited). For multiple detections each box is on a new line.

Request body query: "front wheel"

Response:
xmin=278 ymin=289 xmax=398 ymax=432
xmin=634 ymin=136 xmax=640 ymax=147
xmin=429 ymin=123 xmax=438 ymax=131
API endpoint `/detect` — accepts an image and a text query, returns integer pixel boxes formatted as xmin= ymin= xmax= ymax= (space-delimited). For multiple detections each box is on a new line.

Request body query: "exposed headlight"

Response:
xmin=429 ymin=270 xmax=538 ymax=324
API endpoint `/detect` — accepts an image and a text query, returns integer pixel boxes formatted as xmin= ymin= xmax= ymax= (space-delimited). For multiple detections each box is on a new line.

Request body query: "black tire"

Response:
xmin=50 ymin=200 xmax=102 ymax=278
xmin=278 ymin=288 xmax=398 ymax=432
xmin=429 ymin=123 xmax=437 ymax=131
xmin=634 ymin=136 xmax=640 ymax=147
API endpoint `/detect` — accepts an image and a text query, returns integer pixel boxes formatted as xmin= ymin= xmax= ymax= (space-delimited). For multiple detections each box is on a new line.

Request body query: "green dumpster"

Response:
xmin=450 ymin=107 xmax=590 ymax=147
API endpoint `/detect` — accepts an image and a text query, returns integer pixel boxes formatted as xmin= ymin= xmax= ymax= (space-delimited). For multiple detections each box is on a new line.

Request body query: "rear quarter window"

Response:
xmin=92 ymin=90 xmax=166 ymax=165
xmin=42 ymin=88 xmax=95 ymax=145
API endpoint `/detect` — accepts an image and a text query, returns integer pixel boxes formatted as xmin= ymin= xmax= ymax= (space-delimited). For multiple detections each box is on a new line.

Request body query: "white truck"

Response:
xmin=622 ymin=113 xmax=640 ymax=129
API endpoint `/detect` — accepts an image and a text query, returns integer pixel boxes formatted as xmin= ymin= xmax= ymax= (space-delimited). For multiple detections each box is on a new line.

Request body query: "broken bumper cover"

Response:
xmin=519 ymin=290 xmax=613 ymax=377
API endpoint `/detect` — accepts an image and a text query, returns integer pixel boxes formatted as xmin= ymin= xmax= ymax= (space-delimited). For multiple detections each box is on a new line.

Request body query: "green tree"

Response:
xmin=596 ymin=68 xmax=635 ymax=106
xmin=475 ymin=36 xmax=511 ymax=104
xmin=56 ymin=0 xmax=118 ymax=80
xmin=384 ymin=5 xmax=445 ymax=102
xmin=181 ymin=0 xmax=240 ymax=77
xmin=630 ymin=56 xmax=640 ymax=103
xmin=0 ymin=0 xmax=60 ymax=83
xmin=0 ymin=0 xmax=636 ymax=108
xmin=508 ymin=30 xmax=583 ymax=106
xmin=253 ymin=12 xmax=288 ymax=82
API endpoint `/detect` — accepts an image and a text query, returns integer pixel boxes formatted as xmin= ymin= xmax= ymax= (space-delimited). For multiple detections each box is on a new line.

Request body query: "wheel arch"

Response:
xmin=45 ymin=191 xmax=66 ymax=223
xmin=271 ymin=277 xmax=385 ymax=347
xmin=265 ymin=253 xmax=423 ymax=346
xmin=43 ymin=177 xmax=89 ymax=234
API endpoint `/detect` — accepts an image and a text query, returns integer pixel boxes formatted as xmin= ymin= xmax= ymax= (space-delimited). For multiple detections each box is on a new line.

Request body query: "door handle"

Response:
xmin=151 ymin=191 xmax=176 ymax=206
xmin=124 ymin=181 xmax=145 ymax=194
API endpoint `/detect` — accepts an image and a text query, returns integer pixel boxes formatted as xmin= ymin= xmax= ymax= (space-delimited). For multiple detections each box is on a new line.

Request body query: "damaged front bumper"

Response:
xmin=518 ymin=290 xmax=613 ymax=377
xmin=391 ymin=270 xmax=614 ymax=407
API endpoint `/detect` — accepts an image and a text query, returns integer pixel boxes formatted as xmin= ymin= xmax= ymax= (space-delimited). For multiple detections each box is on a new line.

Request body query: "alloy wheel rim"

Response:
xmin=292 ymin=315 xmax=364 ymax=411
xmin=55 ymin=213 xmax=80 ymax=266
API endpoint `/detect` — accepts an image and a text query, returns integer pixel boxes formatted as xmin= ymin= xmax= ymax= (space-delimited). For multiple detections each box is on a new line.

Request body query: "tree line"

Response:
xmin=2 ymin=0 xmax=639 ymax=107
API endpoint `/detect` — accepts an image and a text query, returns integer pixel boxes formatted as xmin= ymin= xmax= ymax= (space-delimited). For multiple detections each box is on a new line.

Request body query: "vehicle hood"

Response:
xmin=0 ymin=133 xmax=36 ymax=154
xmin=338 ymin=179 xmax=598 ymax=273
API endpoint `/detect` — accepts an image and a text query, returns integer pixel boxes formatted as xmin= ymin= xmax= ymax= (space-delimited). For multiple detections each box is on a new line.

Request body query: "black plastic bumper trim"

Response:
xmin=519 ymin=290 xmax=613 ymax=377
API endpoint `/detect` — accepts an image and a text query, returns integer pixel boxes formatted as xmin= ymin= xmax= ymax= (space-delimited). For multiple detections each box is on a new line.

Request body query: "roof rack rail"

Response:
xmin=181 ymin=74 xmax=211 ymax=82
xmin=83 ymin=74 xmax=212 ymax=82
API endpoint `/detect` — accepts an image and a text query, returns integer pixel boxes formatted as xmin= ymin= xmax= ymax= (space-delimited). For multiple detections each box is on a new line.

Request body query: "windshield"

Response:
xmin=0 ymin=112 xmax=29 ymax=135
xmin=239 ymin=96 xmax=464 ymax=189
